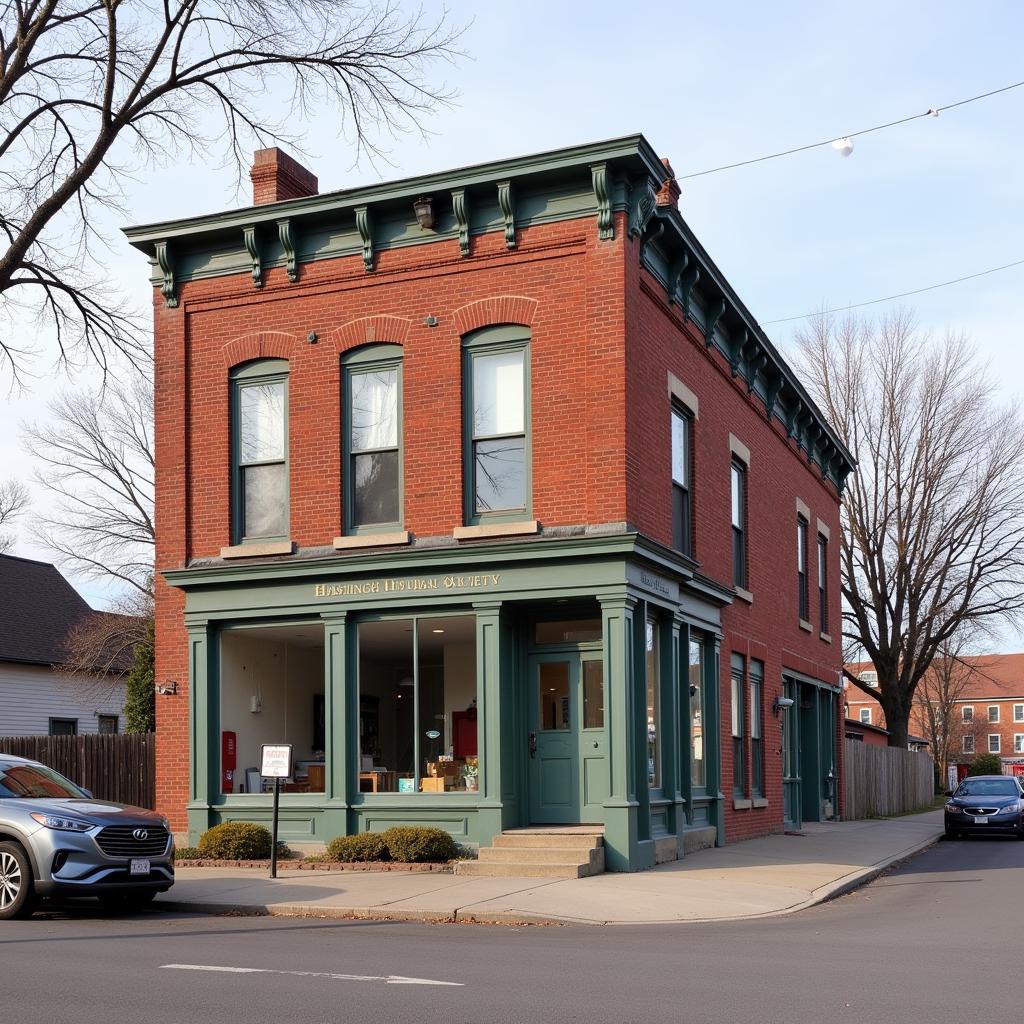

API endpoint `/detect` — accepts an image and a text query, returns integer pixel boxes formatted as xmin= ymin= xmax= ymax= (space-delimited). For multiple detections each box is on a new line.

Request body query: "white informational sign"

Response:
xmin=947 ymin=764 xmax=959 ymax=792
xmin=261 ymin=744 xmax=293 ymax=779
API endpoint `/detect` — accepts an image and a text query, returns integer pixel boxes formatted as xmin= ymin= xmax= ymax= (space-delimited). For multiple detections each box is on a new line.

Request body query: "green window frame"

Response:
xmin=731 ymin=652 xmax=746 ymax=796
xmin=462 ymin=326 xmax=531 ymax=525
xmin=230 ymin=359 xmax=289 ymax=545
xmin=750 ymin=659 xmax=764 ymax=798
xmin=342 ymin=344 xmax=404 ymax=534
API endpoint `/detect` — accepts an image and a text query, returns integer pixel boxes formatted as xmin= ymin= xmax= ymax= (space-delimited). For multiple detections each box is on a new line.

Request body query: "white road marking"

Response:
xmin=160 ymin=964 xmax=463 ymax=987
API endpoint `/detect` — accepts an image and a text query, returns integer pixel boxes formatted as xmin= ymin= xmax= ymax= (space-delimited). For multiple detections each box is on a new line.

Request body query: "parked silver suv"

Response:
xmin=0 ymin=754 xmax=174 ymax=919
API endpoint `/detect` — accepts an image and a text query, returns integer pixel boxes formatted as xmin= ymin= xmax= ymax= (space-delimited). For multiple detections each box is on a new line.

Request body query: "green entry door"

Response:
xmin=528 ymin=653 xmax=608 ymax=824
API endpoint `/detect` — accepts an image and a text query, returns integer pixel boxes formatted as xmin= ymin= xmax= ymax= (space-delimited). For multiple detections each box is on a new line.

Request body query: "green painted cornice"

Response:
xmin=638 ymin=205 xmax=855 ymax=490
xmin=124 ymin=135 xmax=662 ymax=248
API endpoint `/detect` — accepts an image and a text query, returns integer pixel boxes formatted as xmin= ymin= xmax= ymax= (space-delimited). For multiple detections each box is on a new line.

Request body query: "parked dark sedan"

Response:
xmin=945 ymin=775 xmax=1024 ymax=839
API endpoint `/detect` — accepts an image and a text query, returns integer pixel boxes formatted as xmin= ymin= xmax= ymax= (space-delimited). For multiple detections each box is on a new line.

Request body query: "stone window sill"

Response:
xmin=220 ymin=540 xmax=293 ymax=559
xmin=333 ymin=530 xmax=409 ymax=550
xmin=453 ymin=520 xmax=539 ymax=541
xmin=799 ymin=619 xmax=813 ymax=632
xmin=734 ymin=586 xmax=754 ymax=605
xmin=752 ymin=797 xmax=769 ymax=809
xmin=820 ymin=631 xmax=832 ymax=644
xmin=733 ymin=797 xmax=752 ymax=810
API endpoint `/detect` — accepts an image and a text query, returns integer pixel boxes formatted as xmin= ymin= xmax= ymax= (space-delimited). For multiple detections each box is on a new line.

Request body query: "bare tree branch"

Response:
xmin=20 ymin=364 xmax=154 ymax=594
xmin=0 ymin=1 xmax=462 ymax=384
xmin=0 ymin=475 xmax=28 ymax=552
xmin=796 ymin=311 xmax=1024 ymax=747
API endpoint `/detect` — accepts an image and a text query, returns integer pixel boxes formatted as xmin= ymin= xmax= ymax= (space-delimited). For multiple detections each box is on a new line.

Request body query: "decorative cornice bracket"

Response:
xmin=704 ymin=296 xmax=727 ymax=348
xmin=243 ymin=225 xmax=262 ymax=289
xmin=354 ymin=205 xmax=374 ymax=271
xmin=277 ymin=218 xmax=298 ymax=282
xmin=680 ymin=263 xmax=701 ymax=321
xmin=640 ymin=217 xmax=665 ymax=263
xmin=667 ymin=250 xmax=689 ymax=307
xmin=590 ymin=162 xmax=613 ymax=240
xmin=154 ymin=240 xmax=177 ymax=307
xmin=451 ymin=189 xmax=470 ymax=258
xmin=628 ymin=178 xmax=658 ymax=239
xmin=496 ymin=179 xmax=516 ymax=249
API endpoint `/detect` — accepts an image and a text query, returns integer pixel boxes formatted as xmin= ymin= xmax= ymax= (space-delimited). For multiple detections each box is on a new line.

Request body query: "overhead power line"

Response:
xmin=762 ymin=257 xmax=1024 ymax=324
xmin=680 ymin=78 xmax=1024 ymax=180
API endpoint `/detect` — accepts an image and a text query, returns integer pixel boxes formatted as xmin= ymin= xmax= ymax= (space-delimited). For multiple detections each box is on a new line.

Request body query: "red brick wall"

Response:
xmin=153 ymin=216 xmax=630 ymax=829
xmin=624 ymin=252 xmax=843 ymax=840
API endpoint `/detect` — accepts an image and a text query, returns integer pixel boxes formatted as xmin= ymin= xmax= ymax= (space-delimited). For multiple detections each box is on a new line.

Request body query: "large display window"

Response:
xmin=357 ymin=615 xmax=478 ymax=793
xmin=219 ymin=623 xmax=325 ymax=794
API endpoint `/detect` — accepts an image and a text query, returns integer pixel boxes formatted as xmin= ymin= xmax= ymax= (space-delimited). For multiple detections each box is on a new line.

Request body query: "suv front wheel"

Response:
xmin=0 ymin=841 xmax=37 ymax=920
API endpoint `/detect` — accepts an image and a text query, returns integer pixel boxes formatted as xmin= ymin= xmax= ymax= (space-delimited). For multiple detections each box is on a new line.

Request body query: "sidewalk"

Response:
xmin=159 ymin=810 xmax=943 ymax=926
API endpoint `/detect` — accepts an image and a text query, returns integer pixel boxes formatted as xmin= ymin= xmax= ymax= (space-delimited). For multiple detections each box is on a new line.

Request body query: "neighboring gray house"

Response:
xmin=0 ymin=554 xmax=127 ymax=736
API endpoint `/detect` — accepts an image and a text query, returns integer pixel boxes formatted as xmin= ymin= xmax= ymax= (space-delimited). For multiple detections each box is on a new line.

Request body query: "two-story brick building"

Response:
xmin=127 ymin=135 xmax=853 ymax=871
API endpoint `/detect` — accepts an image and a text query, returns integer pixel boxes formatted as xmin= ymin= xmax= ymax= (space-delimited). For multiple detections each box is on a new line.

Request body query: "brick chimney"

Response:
xmin=656 ymin=157 xmax=680 ymax=209
xmin=250 ymin=148 xmax=319 ymax=205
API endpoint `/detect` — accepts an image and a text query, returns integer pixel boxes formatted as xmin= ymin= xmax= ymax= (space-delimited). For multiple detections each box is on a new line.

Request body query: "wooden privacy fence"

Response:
xmin=0 ymin=733 xmax=155 ymax=809
xmin=843 ymin=739 xmax=934 ymax=820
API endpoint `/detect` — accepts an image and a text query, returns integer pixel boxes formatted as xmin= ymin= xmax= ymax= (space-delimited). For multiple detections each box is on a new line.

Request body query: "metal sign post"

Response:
xmin=260 ymin=744 xmax=292 ymax=879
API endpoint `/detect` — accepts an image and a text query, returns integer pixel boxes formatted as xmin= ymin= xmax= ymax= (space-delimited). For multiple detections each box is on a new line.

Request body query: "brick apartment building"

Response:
xmin=847 ymin=655 xmax=1024 ymax=781
xmin=126 ymin=134 xmax=853 ymax=870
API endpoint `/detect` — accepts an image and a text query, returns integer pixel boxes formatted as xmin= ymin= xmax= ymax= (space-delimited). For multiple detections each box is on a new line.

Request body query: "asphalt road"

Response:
xmin=4 ymin=835 xmax=1021 ymax=1024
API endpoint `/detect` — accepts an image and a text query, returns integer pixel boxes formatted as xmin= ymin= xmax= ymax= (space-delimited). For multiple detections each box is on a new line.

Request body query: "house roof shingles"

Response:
xmin=0 ymin=554 xmax=94 ymax=667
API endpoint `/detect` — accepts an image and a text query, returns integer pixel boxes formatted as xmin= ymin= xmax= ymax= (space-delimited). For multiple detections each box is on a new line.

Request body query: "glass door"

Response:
xmin=528 ymin=655 xmax=579 ymax=824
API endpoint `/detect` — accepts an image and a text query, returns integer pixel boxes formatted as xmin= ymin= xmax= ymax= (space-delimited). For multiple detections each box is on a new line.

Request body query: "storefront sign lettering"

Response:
xmin=314 ymin=573 xmax=501 ymax=599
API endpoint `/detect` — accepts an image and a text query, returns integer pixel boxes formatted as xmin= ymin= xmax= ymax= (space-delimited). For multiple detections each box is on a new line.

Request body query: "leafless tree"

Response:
xmin=21 ymin=366 xmax=153 ymax=595
xmin=59 ymin=587 xmax=152 ymax=706
xmin=796 ymin=311 xmax=1024 ymax=748
xmin=913 ymin=634 xmax=982 ymax=785
xmin=0 ymin=477 xmax=28 ymax=552
xmin=0 ymin=1 xmax=459 ymax=384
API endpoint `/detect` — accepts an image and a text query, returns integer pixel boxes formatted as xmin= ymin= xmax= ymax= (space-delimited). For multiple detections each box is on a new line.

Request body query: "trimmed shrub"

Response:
xmin=381 ymin=826 xmax=458 ymax=863
xmin=174 ymin=847 xmax=202 ymax=861
xmin=326 ymin=832 xmax=391 ymax=863
xmin=967 ymin=753 xmax=1003 ymax=777
xmin=197 ymin=821 xmax=273 ymax=860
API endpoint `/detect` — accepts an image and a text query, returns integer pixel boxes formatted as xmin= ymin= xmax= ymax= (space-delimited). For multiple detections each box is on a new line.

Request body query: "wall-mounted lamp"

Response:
xmin=413 ymin=195 xmax=435 ymax=229
xmin=772 ymin=695 xmax=795 ymax=716
xmin=156 ymin=680 xmax=178 ymax=696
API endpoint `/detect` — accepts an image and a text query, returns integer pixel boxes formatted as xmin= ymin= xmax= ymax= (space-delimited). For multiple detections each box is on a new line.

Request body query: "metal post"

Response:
xmin=270 ymin=777 xmax=280 ymax=879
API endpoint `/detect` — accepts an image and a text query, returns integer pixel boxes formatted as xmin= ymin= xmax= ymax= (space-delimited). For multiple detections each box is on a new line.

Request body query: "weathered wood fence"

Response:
xmin=0 ymin=733 xmax=155 ymax=809
xmin=843 ymin=739 xmax=934 ymax=819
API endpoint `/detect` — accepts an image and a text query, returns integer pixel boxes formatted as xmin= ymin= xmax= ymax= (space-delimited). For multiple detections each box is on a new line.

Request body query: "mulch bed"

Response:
xmin=175 ymin=858 xmax=455 ymax=873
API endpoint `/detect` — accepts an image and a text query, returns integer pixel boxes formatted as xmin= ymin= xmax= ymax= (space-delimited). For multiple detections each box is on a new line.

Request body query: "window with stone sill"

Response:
xmin=231 ymin=359 xmax=289 ymax=544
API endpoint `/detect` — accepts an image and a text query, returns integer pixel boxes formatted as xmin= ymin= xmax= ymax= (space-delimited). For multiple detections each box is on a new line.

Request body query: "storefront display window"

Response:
xmin=219 ymin=623 xmax=325 ymax=794
xmin=357 ymin=615 xmax=477 ymax=793
xmin=689 ymin=636 xmax=705 ymax=789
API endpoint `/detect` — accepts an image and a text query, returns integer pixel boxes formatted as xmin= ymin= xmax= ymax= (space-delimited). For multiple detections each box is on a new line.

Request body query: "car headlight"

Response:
xmin=1000 ymin=804 xmax=1020 ymax=816
xmin=945 ymin=803 xmax=961 ymax=813
xmin=30 ymin=812 xmax=93 ymax=832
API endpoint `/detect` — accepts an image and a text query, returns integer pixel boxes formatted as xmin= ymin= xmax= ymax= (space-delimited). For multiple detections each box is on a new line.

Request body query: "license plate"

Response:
xmin=973 ymin=816 xmax=988 ymax=824
xmin=130 ymin=858 xmax=150 ymax=875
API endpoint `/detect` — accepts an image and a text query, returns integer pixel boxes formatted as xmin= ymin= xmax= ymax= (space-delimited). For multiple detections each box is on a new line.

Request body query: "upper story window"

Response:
xmin=343 ymin=344 xmax=402 ymax=532
xmin=797 ymin=516 xmax=809 ymax=621
xmin=859 ymin=707 xmax=871 ymax=724
xmin=962 ymin=705 xmax=974 ymax=722
xmin=464 ymin=327 xmax=530 ymax=523
xmin=988 ymin=705 xmax=1000 ymax=723
xmin=232 ymin=359 xmax=288 ymax=543
xmin=731 ymin=460 xmax=747 ymax=589
xmin=1015 ymin=704 xmax=1024 ymax=723
xmin=817 ymin=534 xmax=828 ymax=632
xmin=671 ymin=404 xmax=693 ymax=556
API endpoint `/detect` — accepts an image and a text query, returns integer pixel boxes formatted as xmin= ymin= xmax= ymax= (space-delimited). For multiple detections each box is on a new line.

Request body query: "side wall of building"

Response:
xmin=0 ymin=663 xmax=126 ymax=736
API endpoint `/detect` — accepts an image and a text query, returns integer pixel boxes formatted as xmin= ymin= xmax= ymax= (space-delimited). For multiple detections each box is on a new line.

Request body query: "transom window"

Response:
xmin=464 ymin=327 xmax=530 ymax=522
xmin=343 ymin=345 xmax=402 ymax=531
xmin=232 ymin=359 xmax=289 ymax=543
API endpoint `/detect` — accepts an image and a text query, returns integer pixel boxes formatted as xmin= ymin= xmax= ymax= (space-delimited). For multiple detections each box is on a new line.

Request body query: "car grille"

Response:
xmin=965 ymin=806 xmax=998 ymax=816
xmin=95 ymin=825 xmax=170 ymax=858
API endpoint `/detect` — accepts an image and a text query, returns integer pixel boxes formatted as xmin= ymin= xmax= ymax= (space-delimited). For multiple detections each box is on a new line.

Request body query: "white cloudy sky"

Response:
xmin=2 ymin=1 xmax=1023 ymax=630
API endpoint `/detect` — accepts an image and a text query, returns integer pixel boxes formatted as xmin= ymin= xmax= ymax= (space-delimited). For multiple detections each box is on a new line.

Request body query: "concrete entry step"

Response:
xmin=455 ymin=827 xmax=605 ymax=879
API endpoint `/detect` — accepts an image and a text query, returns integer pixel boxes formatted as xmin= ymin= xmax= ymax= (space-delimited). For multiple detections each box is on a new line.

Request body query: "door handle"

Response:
xmin=529 ymin=732 xmax=537 ymax=758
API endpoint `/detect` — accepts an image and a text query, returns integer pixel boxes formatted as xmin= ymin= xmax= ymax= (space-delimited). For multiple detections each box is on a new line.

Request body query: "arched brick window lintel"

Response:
xmin=330 ymin=315 xmax=412 ymax=353
xmin=452 ymin=296 xmax=538 ymax=337
xmin=222 ymin=331 xmax=296 ymax=368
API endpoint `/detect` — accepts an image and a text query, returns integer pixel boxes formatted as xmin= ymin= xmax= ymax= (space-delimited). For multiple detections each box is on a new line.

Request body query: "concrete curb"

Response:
xmin=155 ymin=828 xmax=945 ymax=928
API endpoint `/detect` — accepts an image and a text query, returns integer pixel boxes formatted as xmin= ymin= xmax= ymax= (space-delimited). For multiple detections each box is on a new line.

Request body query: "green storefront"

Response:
xmin=171 ymin=530 xmax=730 ymax=871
